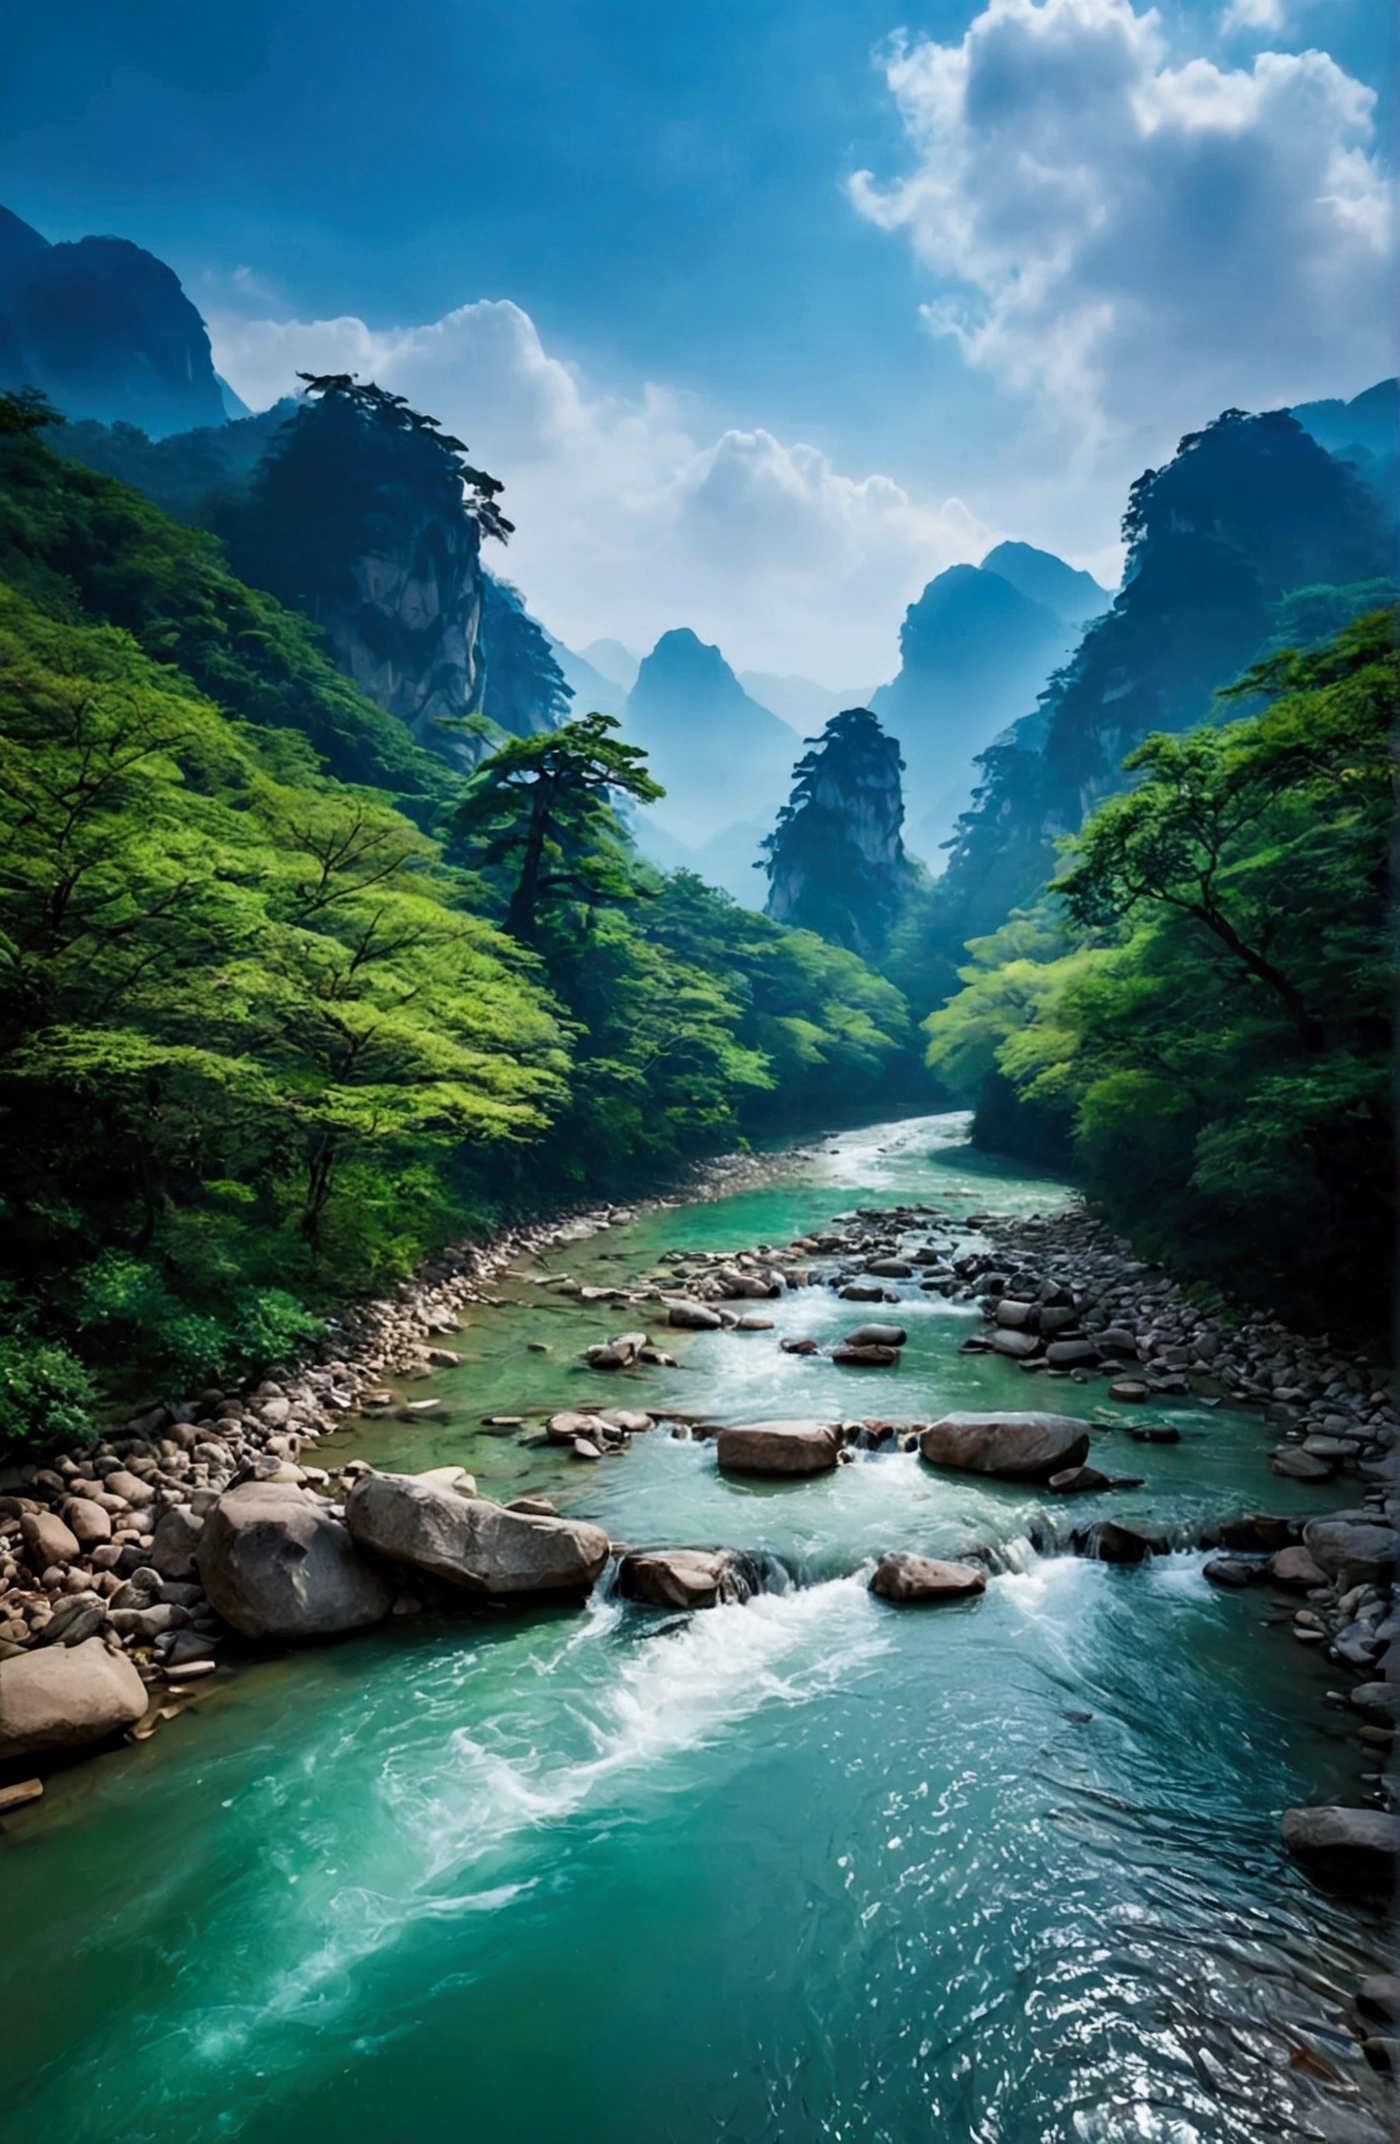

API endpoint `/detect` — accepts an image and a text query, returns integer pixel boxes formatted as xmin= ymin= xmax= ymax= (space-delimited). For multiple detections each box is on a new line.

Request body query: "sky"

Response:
xmin=1 ymin=0 xmax=1393 ymax=680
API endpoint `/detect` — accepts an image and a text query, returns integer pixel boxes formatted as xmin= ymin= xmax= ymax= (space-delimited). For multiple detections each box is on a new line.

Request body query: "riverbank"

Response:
xmin=1 ymin=1113 xmax=1395 ymax=2142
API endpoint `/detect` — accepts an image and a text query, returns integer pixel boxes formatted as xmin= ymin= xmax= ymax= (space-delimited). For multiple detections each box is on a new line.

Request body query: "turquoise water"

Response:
xmin=0 ymin=1117 xmax=1390 ymax=2143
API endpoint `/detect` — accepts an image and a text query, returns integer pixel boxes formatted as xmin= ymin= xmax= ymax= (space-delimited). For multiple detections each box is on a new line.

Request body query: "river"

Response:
xmin=0 ymin=1115 xmax=1389 ymax=2142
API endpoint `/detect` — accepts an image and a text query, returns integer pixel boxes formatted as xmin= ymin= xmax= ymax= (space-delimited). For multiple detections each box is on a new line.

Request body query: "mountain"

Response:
xmin=763 ymin=708 xmax=917 ymax=957
xmin=978 ymin=541 xmax=1110 ymax=626
xmin=870 ymin=562 xmax=1079 ymax=860
xmin=739 ymin=672 xmax=876 ymax=734
xmin=625 ymin=628 xmax=799 ymax=846
xmin=1291 ymin=378 xmax=1397 ymax=506
xmin=0 ymin=203 xmax=225 ymax=435
xmin=627 ymin=811 xmax=771 ymax=909
xmin=580 ymin=637 xmax=639 ymax=691
xmin=548 ymin=636 xmax=629 ymax=722
xmin=53 ymin=401 xmax=293 ymax=522
xmin=924 ymin=406 xmax=1395 ymax=985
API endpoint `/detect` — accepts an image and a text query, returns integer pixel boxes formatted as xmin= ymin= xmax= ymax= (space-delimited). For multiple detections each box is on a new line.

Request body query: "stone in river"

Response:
xmin=666 ymin=1300 xmax=724 ymax=1331
xmin=0 ymin=1778 xmax=43 ymax=1814
xmin=831 ymin=1344 xmax=899 ymax=1367
xmin=840 ymin=1282 xmax=893 ymax=1303
xmin=1268 ymin=1545 xmax=1327 ymax=1592
xmin=919 ymin=1412 xmax=1091 ymax=1482
xmin=572 ymin=1438 xmax=602 ymax=1460
xmin=414 ymin=1466 xmax=478 ymax=1496
xmin=1047 ymin=1465 xmax=1115 ymax=1494
xmin=735 ymin=1315 xmax=774 ymax=1331
xmin=716 ymin=1419 xmax=841 ymax=1476
xmin=780 ymin=1338 xmax=819 ymax=1355
xmin=1089 ymin=1520 xmax=1155 ymax=1564
xmin=1203 ymin=1556 xmax=1261 ymax=1588
xmin=345 ymin=1472 xmax=609 ymax=1595
xmin=546 ymin=1410 xmax=606 ymax=1444
xmin=197 ymin=1482 xmax=393 ymax=1639
xmin=869 ymin=1553 xmax=986 ymax=1604
xmin=0 ymin=1637 xmax=148 ymax=1758
xmin=864 ymin=1259 xmax=913 ymax=1278
xmin=990 ymin=1329 xmax=1040 ymax=1360
xmin=619 ymin=1548 xmax=765 ymax=1610
xmin=845 ymin=1324 xmax=908 ymax=1348
xmin=994 ymin=1299 xmax=1036 ymax=1330
xmin=1271 ymin=1448 xmax=1335 ymax=1482
xmin=1108 ymin=1379 xmax=1149 ymax=1402
xmin=1219 ymin=1513 xmax=1295 ymax=1554
xmin=1281 ymin=1804 xmax=1400 ymax=1893
xmin=1045 ymin=1339 xmax=1099 ymax=1369
xmin=1358 ymin=1976 xmax=1400 ymax=2024
xmin=1302 ymin=1515 xmax=1398 ymax=1589
xmin=1347 ymin=1682 xmax=1400 ymax=1720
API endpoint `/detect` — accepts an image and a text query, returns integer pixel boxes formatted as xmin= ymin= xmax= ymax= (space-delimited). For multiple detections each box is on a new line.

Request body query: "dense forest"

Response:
xmin=0 ymin=389 xmax=915 ymax=1452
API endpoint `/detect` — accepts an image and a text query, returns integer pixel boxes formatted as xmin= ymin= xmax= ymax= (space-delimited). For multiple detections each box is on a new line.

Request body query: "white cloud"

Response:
xmin=848 ymin=0 xmax=1393 ymax=449
xmin=206 ymin=298 xmax=990 ymax=682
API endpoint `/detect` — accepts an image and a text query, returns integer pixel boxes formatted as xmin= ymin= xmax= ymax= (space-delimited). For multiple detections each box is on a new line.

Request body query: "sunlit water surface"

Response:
xmin=0 ymin=1116 xmax=1390 ymax=2143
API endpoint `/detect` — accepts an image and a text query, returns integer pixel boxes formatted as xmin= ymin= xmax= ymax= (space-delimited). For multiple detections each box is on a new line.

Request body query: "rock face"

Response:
xmin=716 ymin=1420 xmax=841 ymax=1477
xmin=762 ymin=708 xmax=917 ymax=959
xmin=0 ymin=204 xmax=226 ymax=433
xmin=1302 ymin=1515 xmax=1398 ymax=1589
xmin=197 ymin=1483 xmax=393 ymax=1639
xmin=618 ymin=1548 xmax=764 ymax=1610
xmin=0 ymin=1637 xmax=148 ymax=1757
xmin=344 ymin=1473 xmax=609 ymax=1595
xmin=919 ymin=1412 xmax=1092 ymax=1482
xmin=869 ymin=1554 xmax=987 ymax=1604
xmin=1281 ymin=1805 xmax=1400 ymax=1892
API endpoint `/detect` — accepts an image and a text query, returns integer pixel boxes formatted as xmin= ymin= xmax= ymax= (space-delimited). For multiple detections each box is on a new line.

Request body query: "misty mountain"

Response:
xmin=0 ymin=202 xmax=228 ymax=435
xmin=626 ymin=811 xmax=771 ymax=909
xmin=1291 ymin=377 xmax=1396 ymax=504
xmin=547 ymin=636 xmax=629 ymax=722
xmin=581 ymin=637 xmax=639 ymax=691
xmin=870 ymin=559 xmax=1085 ymax=861
xmin=738 ymin=671 xmax=876 ymax=734
xmin=625 ymin=627 xmax=798 ymax=847
xmin=979 ymin=541 xmax=1110 ymax=626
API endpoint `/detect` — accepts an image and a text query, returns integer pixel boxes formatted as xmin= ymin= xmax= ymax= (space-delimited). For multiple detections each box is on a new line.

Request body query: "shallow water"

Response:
xmin=0 ymin=1115 xmax=1391 ymax=2143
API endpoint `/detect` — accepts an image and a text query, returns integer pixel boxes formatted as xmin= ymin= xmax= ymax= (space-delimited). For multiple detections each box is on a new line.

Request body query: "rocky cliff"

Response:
xmin=762 ymin=708 xmax=916 ymax=956
xmin=625 ymin=628 xmax=797 ymax=846
xmin=0 ymin=203 xmax=226 ymax=435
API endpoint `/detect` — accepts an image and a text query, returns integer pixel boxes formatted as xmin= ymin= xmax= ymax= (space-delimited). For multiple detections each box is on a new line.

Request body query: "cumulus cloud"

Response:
xmin=207 ymin=298 xmax=989 ymax=681
xmin=848 ymin=0 xmax=1393 ymax=447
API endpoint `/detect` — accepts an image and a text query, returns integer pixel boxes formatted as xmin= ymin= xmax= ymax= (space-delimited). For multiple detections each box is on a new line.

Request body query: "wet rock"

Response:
xmin=0 ymin=1778 xmax=43 ymax=1814
xmin=601 ymin=1409 xmax=651 ymax=1434
xmin=865 ymin=1259 xmax=913 ymax=1278
xmin=839 ymin=1281 xmax=894 ymax=1303
xmin=666 ymin=1301 xmax=724 ymax=1331
xmin=1348 ymin=1683 xmax=1400 ymax=1720
xmin=345 ymin=1473 xmax=609 ymax=1595
xmin=1358 ymin=1976 xmax=1400 ymax=2024
xmin=845 ymin=1324 xmax=908 ymax=1348
xmin=197 ymin=1483 xmax=393 ymax=1639
xmin=572 ymin=1438 xmax=602 ymax=1460
xmin=1280 ymin=1804 xmax=1400 ymax=1893
xmin=1302 ymin=1516 xmax=1397 ymax=1590
xmin=780 ymin=1338 xmax=819 ymax=1355
xmin=919 ymin=1412 xmax=1091 ymax=1483
xmin=831 ymin=1344 xmax=900 ymax=1367
xmin=1218 ymin=1513 xmax=1295 ymax=1554
xmin=989 ymin=1330 xmax=1041 ymax=1360
xmin=1203 ymin=1557 xmax=1260 ymax=1588
xmin=546 ymin=1411 xmax=606 ymax=1445
xmin=1088 ymin=1520 xmax=1155 ymax=1565
xmin=0 ymin=1636 xmax=147 ymax=1758
xmin=1269 ymin=1546 xmax=1328 ymax=1592
xmin=716 ymin=1419 xmax=841 ymax=1476
xmin=1108 ymin=1380 xmax=1149 ymax=1402
xmin=869 ymin=1553 xmax=986 ymax=1604
xmin=1047 ymin=1465 xmax=1116 ymax=1494
xmin=735 ymin=1315 xmax=774 ymax=1332
xmin=1271 ymin=1448 xmax=1336 ymax=1482
xmin=1045 ymin=1340 xmax=1099 ymax=1369
xmin=1126 ymin=1424 xmax=1181 ymax=1445
xmin=413 ymin=1466 xmax=478 ymax=1496
xmin=994 ymin=1300 xmax=1036 ymax=1330
xmin=618 ymin=1547 xmax=764 ymax=1610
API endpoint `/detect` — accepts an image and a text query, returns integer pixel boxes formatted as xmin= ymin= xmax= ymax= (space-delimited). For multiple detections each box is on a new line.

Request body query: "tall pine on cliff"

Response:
xmin=762 ymin=709 xmax=918 ymax=959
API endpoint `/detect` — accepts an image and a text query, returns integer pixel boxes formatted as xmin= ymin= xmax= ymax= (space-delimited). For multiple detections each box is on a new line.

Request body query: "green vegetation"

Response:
xmin=0 ymin=394 xmax=916 ymax=1445
xmin=926 ymin=611 xmax=1395 ymax=1329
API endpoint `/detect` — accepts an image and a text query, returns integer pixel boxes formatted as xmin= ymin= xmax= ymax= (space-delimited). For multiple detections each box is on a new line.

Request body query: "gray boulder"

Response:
xmin=197 ymin=1482 xmax=393 ymax=1639
xmin=1281 ymin=1805 xmax=1400 ymax=1893
xmin=150 ymin=1503 xmax=204 ymax=1580
xmin=989 ymin=1329 xmax=1040 ymax=1360
xmin=21 ymin=1510 xmax=79 ymax=1571
xmin=1268 ymin=1545 xmax=1327 ymax=1592
xmin=345 ymin=1472 xmax=608 ymax=1595
xmin=919 ymin=1412 xmax=1091 ymax=1482
xmin=869 ymin=1553 xmax=986 ymax=1604
xmin=1302 ymin=1515 xmax=1397 ymax=1589
xmin=845 ymin=1324 xmax=908 ymax=1348
xmin=618 ymin=1548 xmax=764 ymax=1609
xmin=715 ymin=1419 xmax=841 ymax=1476
xmin=831 ymin=1344 xmax=899 ymax=1367
xmin=0 ymin=1637 xmax=147 ymax=1757
xmin=1045 ymin=1339 xmax=1099 ymax=1368
xmin=666 ymin=1300 xmax=724 ymax=1331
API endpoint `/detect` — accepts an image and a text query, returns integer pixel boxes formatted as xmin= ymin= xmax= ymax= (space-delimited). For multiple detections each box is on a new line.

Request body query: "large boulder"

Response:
xmin=715 ymin=1419 xmax=841 ymax=1476
xmin=196 ymin=1483 xmax=393 ymax=1639
xmin=989 ymin=1330 xmax=1040 ymax=1360
xmin=1302 ymin=1515 xmax=1398 ymax=1590
xmin=21 ymin=1510 xmax=79 ymax=1571
xmin=869 ymin=1553 xmax=986 ymax=1604
xmin=845 ymin=1323 xmax=908 ymax=1348
xmin=919 ymin=1412 xmax=1091 ymax=1482
xmin=666 ymin=1300 xmax=724 ymax=1331
xmin=0 ymin=1637 xmax=147 ymax=1758
xmin=61 ymin=1497 xmax=112 ymax=1548
xmin=150 ymin=1503 xmax=204 ymax=1580
xmin=1281 ymin=1805 xmax=1400 ymax=1893
xmin=1268 ymin=1545 xmax=1327 ymax=1592
xmin=345 ymin=1472 xmax=608 ymax=1595
xmin=618 ymin=1548 xmax=764 ymax=1610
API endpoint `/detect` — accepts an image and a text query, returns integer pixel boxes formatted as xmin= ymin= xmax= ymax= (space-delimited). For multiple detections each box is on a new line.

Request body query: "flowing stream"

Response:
xmin=0 ymin=1115 xmax=1390 ymax=2143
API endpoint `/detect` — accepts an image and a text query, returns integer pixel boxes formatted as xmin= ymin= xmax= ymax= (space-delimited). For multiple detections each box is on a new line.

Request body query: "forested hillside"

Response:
xmin=0 ymin=392 xmax=916 ymax=1441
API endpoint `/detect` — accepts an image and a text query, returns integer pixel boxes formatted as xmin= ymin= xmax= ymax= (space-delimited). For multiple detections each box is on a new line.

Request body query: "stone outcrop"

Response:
xmin=0 ymin=1637 xmax=147 ymax=1757
xmin=762 ymin=708 xmax=917 ymax=959
xmin=344 ymin=1472 xmax=608 ymax=1595
xmin=618 ymin=1548 xmax=765 ymax=1610
xmin=869 ymin=1554 xmax=987 ymax=1604
xmin=919 ymin=1412 xmax=1092 ymax=1482
xmin=715 ymin=1420 xmax=841 ymax=1477
xmin=1301 ymin=1515 xmax=1397 ymax=1590
xmin=196 ymin=1483 xmax=393 ymax=1640
xmin=1281 ymin=1805 xmax=1400 ymax=1892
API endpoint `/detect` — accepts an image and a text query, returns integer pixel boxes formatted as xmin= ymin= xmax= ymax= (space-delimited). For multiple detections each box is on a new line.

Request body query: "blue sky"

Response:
xmin=1 ymin=0 xmax=1392 ymax=677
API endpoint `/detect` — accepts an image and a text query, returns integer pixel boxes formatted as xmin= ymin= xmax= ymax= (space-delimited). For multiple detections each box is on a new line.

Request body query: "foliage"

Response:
xmin=479 ymin=575 xmax=574 ymax=738
xmin=925 ymin=611 xmax=1396 ymax=1329
xmin=762 ymin=707 xmax=918 ymax=958
xmin=0 ymin=1326 xmax=99 ymax=1463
